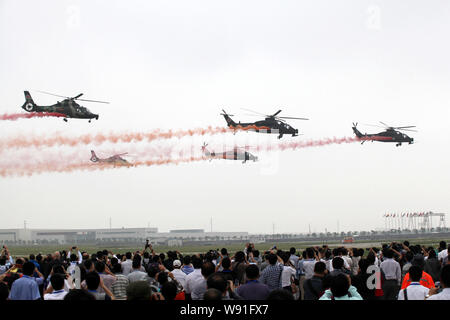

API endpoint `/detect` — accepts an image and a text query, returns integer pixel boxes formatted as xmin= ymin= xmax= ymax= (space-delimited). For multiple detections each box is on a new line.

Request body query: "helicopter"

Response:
xmin=21 ymin=90 xmax=109 ymax=122
xmin=221 ymin=108 xmax=309 ymax=139
xmin=201 ymin=143 xmax=258 ymax=164
xmin=352 ymin=122 xmax=416 ymax=147
xmin=90 ymin=150 xmax=130 ymax=166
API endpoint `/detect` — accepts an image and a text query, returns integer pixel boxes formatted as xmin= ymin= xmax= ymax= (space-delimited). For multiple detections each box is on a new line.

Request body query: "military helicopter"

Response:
xmin=21 ymin=90 xmax=109 ymax=122
xmin=201 ymin=143 xmax=258 ymax=164
xmin=221 ymin=108 xmax=308 ymax=139
xmin=90 ymin=150 xmax=130 ymax=166
xmin=352 ymin=122 xmax=416 ymax=147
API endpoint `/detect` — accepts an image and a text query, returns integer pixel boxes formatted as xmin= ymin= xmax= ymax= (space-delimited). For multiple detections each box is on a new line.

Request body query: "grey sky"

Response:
xmin=1 ymin=1 xmax=449 ymax=234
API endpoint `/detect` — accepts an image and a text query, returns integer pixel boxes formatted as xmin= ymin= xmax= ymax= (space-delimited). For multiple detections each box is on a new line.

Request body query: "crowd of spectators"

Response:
xmin=0 ymin=240 xmax=449 ymax=301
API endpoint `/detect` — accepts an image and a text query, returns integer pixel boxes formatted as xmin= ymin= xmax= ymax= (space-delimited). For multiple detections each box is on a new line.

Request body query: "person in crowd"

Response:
xmin=85 ymin=271 xmax=115 ymax=300
xmin=8 ymin=261 xmax=44 ymax=300
xmin=303 ymin=261 xmax=327 ymax=300
xmin=401 ymin=255 xmax=435 ymax=289
xmin=95 ymin=261 xmax=116 ymax=293
xmin=127 ymin=258 xmax=149 ymax=284
xmin=181 ymin=255 xmax=194 ymax=275
xmin=427 ymin=264 xmax=450 ymax=300
xmin=171 ymin=259 xmax=187 ymax=289
xmin=110 ymin=262 xmax=129 ymax=300
xmin=121 ymin=252 xmax=133 ymax=276
xmin=280 ymin=252 xmax=297 ymax=293
xmin=184 ymin=255 xmax=203 ymax=300
xmin=351 ymin=258 xmax=376 ymax=300
xmin=43 ymin=273 xmax=67 ymax=300
xmin=231 ymin=251 xmax=248 ymax=285
xmin=191 ymin=261 xmax=215 ymax=300
xmin=424 ymin=248 xmax=441 ymax=282
xmin=380 ymin=248 xmax=401 ymax=300
xmin=236 ymin=264 xmax=270 ymax=300
xmin=302 ymin=248 xmax=317 ymax=280
xmin=319 ymin=273 xmax=363 ymax=300
xmin=397 ymin=266 xmax=429 ymax=300
xmin=267 ymin=288 xmax=295 ymax=300
xmin=260 ymin=253 xmax=283 ymax=291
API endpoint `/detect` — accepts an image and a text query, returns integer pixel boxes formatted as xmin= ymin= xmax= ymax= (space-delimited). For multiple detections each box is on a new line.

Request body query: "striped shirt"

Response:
xmin=111 ymin=274 xmax=129 ymax=300
xmin=260 ymin=263 xmax=283 ymax=291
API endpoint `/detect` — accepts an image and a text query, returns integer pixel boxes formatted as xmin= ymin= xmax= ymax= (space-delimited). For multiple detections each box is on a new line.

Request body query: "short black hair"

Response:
xmin=83 ymin=259 xmax=93 ymax=270
xmin=29 ymin=254 xmax=35 ymax=260
xmin=408 ymin=266 xmax=422 ymax=282
xmin=332 ymin=257 xmax=344 ymax=270
xmin=50 ymin=273 xmax=65 ymax=290
xmin=157 ymin=271 xmax=168 ymax=285
xmin=22 ymin=261 xmax=35 ymax=276
xmin=306 ymin=248 xmax=315 ymax=259
xmin=207 ymin=273 xmax=227 ymax=293
xmin=384 ymin=249 xmax=394 ymax=259
xmin=245 ymin=264 xmax=259 ymax=279
xmin=268 ymin=253 xmax=278 ymax=265
xmin=64 ymin=289 xmax=95 ymax=301
xmin=289 ymin=247 xmax=296 ymax=255
xmin=267 ymin=289 xmax=294 ymax=300
xmin=85 ymin=271 xmax=100 ymax=290
xmin=70 ymin=254 xmax=77 ymax=262
xmin=94 ymin=261 xmax=106 ymax=273
xmin=192 ymin=256 xmax=202 ymax=269
xmin=125 ymin=252 xmax=132 ymax=259
xmin=161 ymin=281 xmax=177 ymax=300
xmin=314 ymin=261 xmax=326 ymax=274
xmin=221 ymin=248 xmax=228 ymax=255
xmin=132 ymin=259 xmax=141 ymax=270
xmin=221 ymin=257 xmax=231 ymax=270
xmin=183 ymin=255 xmax=191 ymax=265
xmin=330 ymin=273 xmax=350 ymax=297
xmin=201 ymin=262 xmax=215 ymax=278
xmin=204 ymin=288 xmax=222 ymax=300
xmin=112 ymin=263 xmax=122 ymax=274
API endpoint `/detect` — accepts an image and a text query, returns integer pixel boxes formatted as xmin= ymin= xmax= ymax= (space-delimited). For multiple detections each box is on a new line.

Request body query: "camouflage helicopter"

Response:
xmin=201 ymin=143 xmax=258 ymax=164
xmin=221 ymin=108 xmax=309 ymax=139
xmin=21 ymin=90 xmax=109 ymax=122
xmin=90 ymin=150 xmax=130 ymax=166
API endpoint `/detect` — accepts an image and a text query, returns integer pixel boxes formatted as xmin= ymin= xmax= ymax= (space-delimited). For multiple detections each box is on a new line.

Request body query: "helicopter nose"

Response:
xmin=95 ymin=115 xmax=99 ymax=120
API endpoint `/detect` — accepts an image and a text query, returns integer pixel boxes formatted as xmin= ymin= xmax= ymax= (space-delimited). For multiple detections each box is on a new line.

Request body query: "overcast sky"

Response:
xmin=1 ymin=0 xmax=449 ymax=234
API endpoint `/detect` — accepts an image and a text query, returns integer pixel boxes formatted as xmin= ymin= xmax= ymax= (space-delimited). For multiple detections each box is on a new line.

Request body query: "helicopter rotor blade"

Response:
xmin=277 ymin=116 xmax=309 ymax=120
xmin=76 ymin=98 xmax=110 ymax=104
xmin=272 ymin=109 xmax=282 ymax=117
xmin=240 ymin=108 xmax=268 ymax=117
xmin=394 ymin=126 xmax=416 ymax=129
xmin=379 ymin=121 xmax=391 ymax=128
xmin=73 ymin=93 xmax=83 ymax=99
xmin=34 ymin=90 xmax=70 ymax=99
xmin=362 ymin=123 xmax=386 ymax=128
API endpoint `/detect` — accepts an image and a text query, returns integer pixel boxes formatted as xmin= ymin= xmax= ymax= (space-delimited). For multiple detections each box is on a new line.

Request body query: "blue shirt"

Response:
xmin=236 ymin=280 xmax=271 ymax=300
xmin=9 ymin=275 xmax=42 ymax=300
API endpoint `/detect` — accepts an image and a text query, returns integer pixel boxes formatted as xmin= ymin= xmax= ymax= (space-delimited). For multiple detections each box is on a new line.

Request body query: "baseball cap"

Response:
xmin=173 ymin=260 xmax=181 ymax=267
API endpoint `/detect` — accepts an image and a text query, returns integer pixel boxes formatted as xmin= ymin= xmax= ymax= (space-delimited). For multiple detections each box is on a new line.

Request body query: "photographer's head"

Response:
xmin=408 ymin=265 xmax=423 ymax=282
xmin=22 ymin=261 xmax=35 ymax=276
xmin=50 ymin=273 xmax=65 ymax=291
xmin=330 ymin=273 xmax=350 ymax=298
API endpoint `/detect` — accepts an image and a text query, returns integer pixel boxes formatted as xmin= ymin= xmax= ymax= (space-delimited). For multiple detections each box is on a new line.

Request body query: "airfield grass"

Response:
xmin=6 ymin=237 xmax=450 ymax=258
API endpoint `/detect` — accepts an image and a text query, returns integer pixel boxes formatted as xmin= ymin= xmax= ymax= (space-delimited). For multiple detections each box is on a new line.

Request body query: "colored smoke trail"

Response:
xmin=0 ymin=112 xmax=66 ymax=121
xmin=0 ymin=126 xmax=233 ymax=150
xmin=0 ymin=155 xmax=208 ymax=177
xmin=254 ymin=136 xmax=364 ymax=152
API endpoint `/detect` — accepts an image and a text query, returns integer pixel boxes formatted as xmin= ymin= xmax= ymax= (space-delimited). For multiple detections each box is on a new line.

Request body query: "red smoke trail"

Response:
xmin=0 ymin=126 xmax=233 ymax=150
xmin=0 ymin=155 xmax=208 ymax=177
xmin=253 ymin=136 xmax=371 ymax=152
xmin=0 ymin=112 xmax=66 ymax=121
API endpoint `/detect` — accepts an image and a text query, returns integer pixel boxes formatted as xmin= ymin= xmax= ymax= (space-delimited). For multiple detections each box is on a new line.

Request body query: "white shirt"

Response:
xmin=121 ymin=259 xmax=133 ymax=276
xmin=281 ymin=265 xmax=296 ymax=287
xmin=184 ymin=268 xmax=203 ymax=294
xmin=44 ymin=289 xmax=68 ymax=300
xmin=171 ymin=268 xmax=187 ymax=289
xmin=329 ymin=257 xmax=350 ymax=272
xmin=426 ymin=288 xmax=450 ymax=300
xmin=397 ymin=282 xmax=429 ymax=300
xmin=302 ymin=259 xmax=317 ymax=279
xmin=438 ymin=249 xmax=448 ymax=262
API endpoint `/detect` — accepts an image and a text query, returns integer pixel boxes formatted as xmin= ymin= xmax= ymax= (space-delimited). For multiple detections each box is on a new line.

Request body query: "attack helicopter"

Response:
xmin=201 ymin=143 xmax=258 ymax=164
xmin=21 ymin=90 xmax=109 ymax=122
xmin=352 ymin=122 xmax=416 ymax=147
xmin=221 ymin=108 xmax=308 ymax=139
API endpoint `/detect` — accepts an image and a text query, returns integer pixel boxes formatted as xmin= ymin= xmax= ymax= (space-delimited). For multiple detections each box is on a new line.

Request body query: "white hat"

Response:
xmin=173 ymin=260 xmax=181 ymax=267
